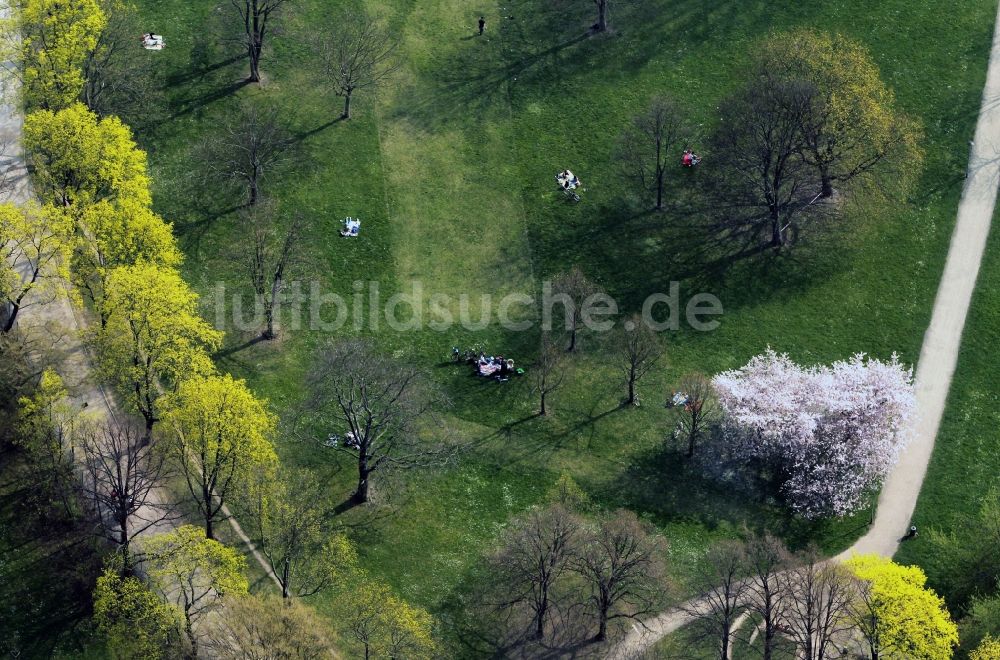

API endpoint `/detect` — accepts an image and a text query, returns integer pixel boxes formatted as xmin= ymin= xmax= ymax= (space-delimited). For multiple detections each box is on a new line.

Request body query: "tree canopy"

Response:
xmin=161 ymin=373 xmax=277 ymax=539
xmin=846 ymin=554 xmax=958 ymax=660
xmin=713 ymin=350 xmax=914 ymax=517
xmin=74 ymin=199 xmax=181 ymax=306
xmin=754 ymin=28 xmax=922 ymax=198
xmin=143 ymin=525 xmax=249 ymax=654
xmin=23 ymin=102 xmax=151 ymax=208
xmin=13 ymin=0 xmax=107 ymax=110
xmin=94 ymin=263 xmax=222 ymax=435
xmin=336 ymin=574 xmax=437 ymax=660
xmin=93 ymin=568 xmax=186 ymax=659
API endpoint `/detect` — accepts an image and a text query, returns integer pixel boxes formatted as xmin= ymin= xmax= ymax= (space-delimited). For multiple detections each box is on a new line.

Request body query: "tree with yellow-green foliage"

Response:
xmin=846 ymin=554 xmax=958 ymax=660
xmin=143 ymin=525 xmax=249 ymax=656
xmin=972 ymin=636 xmax=1000 ymax=660
xmin=336 ymin=574 xmax=437 ymax=660
xmin=6 ymin=0 xmax=107 ymax=110
xmin=93 ymin=263 xmax=222 ymax=439
xmin=755 ymin=28 xmax=922 ymax=199
xmin=92 ymin=568 xmax=187 ymax=659
xmin=23 ymin=102 xmax=151 ymax=208
xmin=0 ymin=202 xmax=74 ymax=333
xmin=244 ymin=466 xmax=356 ymax=598
xmin=73 ymin=198 xmax=182 ymax=314
xmin=160 ymin=373 xmax=277 ymax=540
xmin=15 ymin=368 xmax=79 ymax=515
xmin=203 ymin=594 xmax=337 ymax=659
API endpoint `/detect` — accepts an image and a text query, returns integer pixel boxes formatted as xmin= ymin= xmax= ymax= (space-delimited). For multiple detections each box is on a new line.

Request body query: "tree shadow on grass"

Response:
xmin=165 ymin=54 xmax=246 ymax=88
xmin=531 ymin=189 xmax=851 ymax=321
xmin=597 ymin=438 xmax=875 ymax=554
xmin=438 ymin=552 xmax=626 ymax=659
xmin=168 ymin=79 xmax=252 ymax=120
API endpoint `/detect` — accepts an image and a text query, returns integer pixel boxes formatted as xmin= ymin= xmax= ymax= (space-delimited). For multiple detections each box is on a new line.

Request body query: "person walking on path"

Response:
xmin=478 ymin=16 xmax=486 ymax=35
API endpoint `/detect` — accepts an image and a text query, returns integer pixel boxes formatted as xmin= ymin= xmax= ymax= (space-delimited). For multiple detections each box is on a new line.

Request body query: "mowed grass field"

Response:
xmin=895 ymin=202 xmax=1000 ymax=604
xmin=125 ymin=0 xmax=997 ymax=649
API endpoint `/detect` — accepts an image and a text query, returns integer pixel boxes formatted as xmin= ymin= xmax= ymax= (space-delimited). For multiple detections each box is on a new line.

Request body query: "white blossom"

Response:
xmin=712 ymin=349 xmax=914 ymax=518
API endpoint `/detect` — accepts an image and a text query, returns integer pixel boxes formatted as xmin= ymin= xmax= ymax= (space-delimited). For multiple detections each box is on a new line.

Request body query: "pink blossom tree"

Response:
xmin=712 ymin=349 xmax=914 ymax=518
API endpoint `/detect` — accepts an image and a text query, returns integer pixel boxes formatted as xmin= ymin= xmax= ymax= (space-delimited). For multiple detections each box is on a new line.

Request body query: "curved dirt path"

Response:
xmin=609 ymin=3 xmax=1000 ymax=656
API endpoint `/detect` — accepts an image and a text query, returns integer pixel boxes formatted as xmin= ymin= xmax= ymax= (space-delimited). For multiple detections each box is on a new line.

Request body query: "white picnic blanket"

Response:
xmin=341 ymin=217 xmax=361 ymax=237
xmin=142 ymin=34 xmax=164 ymax=50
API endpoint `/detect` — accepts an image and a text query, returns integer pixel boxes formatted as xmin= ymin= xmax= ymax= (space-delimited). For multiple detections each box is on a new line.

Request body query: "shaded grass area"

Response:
xmin=124 ymin=0 xmax=997 ymax=652
xmin=0 ymin=446 xmax=106 ymax=659
xmin=646 ymin=618 xmax=799 ymax=660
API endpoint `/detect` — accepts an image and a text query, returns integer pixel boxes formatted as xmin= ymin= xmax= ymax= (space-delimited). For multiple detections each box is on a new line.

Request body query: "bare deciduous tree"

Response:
xmin=615 ymin=315 xmax=662 ymax=406
xmin=710 ymin=78 xmax=823 ymax=250
xmin=533 ymin=333 xmax=566 ymax=416
xmin=549 ymin=267 xmax=602 ymax=352
xmin=686 ymin=540 xmax=750 ymax=660
xmin=670 ymin=372 xmax=716 ymax=457
xmin=234 ymin=202 xmax=301 ymax=339
xmin=781 ymin=556 xmax=858 ymax=660
xmin=314 ymin=12 xmax=398 ymax=120
xmin=302 ymin=339 xmax=450 ymax=505
xmin=229 ymin=0 xmax=294 ymax=83
xmin=618 ymin=95 xmax=685 ymax=211
xmin=743 ymin=534 xmax=793 ymax=660
xmin=79 ymin=420 xmax=172 ymax=572
xmin=490 ymin=504 xmax=581 ymax=641
xmin=573 ymin=509 xmax=667 ymax=642
xmin=200 ymin=103 xmax=293 ymax=206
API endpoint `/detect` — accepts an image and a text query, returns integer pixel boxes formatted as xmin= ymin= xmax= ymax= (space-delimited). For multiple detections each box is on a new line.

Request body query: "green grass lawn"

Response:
xmin=894 ymin=201 xmax=1000 ymax=608
xmin=122 ymin=0 xmax=997 ymax=651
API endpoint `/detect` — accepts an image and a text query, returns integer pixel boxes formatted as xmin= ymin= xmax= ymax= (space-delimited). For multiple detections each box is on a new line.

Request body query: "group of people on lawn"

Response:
xmin=476 ymin=353 xmax=515 ymax=378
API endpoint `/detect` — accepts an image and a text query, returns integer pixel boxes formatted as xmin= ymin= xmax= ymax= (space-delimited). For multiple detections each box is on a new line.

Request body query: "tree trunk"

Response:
xmin=627 ymin=370 xmax=637 ymax=406
xmin=687 ymin=427 xmax=696 ymax=457
xmin=763 ymin=627 xmax=774 ymax=660
xmin=355 ymin=457 xmax=370 ymax=503
xmin=1 ymin=303 xmax=16 ymax=333
xmin=248 ymin=41 xmax=262 ymax=83
xmin=655 ymin=166 xmax=664 ymax=211
xmin=249 ymin=173 xmax=260 ymax=206
xmin=819 ymin=164 xmax=834 ymax=198
xmin=204 ymin=484 xmax=215 ymax=539
xmin=142 ymin=414 xmax=155 ymax=446
xmin=720 ymin=630 xmax=730 ymax=660
xmin=596 ymin=0 xmax=608 ymax=31
xmin=540 ymin=389 xmax=547 ymax=416
xmin=264 ymin=274 xmax=281 ymax=339
xmin=263 ymin=303 xmax=275 ymax=340
xmin=770 ymin=216 xmax=783 ymax=248
xmin=282 ymin=557 xmax=290 ymax=599
xmin=184 ymin=615 xmax=198 ymax=659
xmin=568 ymin=321 xmax=577 ymax=352
xmin=343 ymin=91 xmax=353 ymax=119
xmin=594 ymin=606 xmax=608 ymax=641
xmin=534 ymin=597 xmax=547 ymax=639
